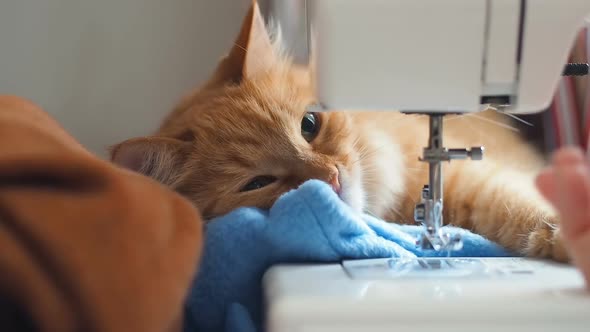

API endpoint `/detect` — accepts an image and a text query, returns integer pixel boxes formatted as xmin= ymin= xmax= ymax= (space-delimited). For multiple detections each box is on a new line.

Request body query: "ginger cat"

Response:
xmin=111 ymin=2 xmax=567 ymax=262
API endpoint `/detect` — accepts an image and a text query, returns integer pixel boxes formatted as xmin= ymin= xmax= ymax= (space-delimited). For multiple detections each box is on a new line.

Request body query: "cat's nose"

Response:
xmin=328 ymin=168 xmax=341 ymax=194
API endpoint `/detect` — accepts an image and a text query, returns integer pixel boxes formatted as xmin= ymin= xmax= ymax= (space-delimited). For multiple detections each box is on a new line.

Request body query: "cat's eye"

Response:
xmin=241 ymin=175 xmax=277 ymax=192
xmin=301 ymin=112 xmax=320 ymax=142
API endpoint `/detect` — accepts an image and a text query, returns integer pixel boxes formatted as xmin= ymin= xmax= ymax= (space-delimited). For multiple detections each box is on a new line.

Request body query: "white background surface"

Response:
xmin=0 ymin=0 xmax=250 ymax=157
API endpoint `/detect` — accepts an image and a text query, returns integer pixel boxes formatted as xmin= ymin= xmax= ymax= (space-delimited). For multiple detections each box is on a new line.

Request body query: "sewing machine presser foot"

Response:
xmin=414 ymin=114 xmax=484 ymax=252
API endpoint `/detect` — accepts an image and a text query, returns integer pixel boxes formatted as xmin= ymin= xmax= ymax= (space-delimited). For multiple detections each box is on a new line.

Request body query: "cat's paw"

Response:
xmin=525 ymin=222 xmax=570 ymax=263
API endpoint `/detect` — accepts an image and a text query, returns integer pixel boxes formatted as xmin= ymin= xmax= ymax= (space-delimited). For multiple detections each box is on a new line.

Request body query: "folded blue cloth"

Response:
xmin=183 ymin=180 xmax=512 ymax=332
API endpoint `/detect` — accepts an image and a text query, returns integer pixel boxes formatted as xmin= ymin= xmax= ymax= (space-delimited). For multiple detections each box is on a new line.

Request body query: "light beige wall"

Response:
xmin=0 ymin=0 xmax=250 ymax=157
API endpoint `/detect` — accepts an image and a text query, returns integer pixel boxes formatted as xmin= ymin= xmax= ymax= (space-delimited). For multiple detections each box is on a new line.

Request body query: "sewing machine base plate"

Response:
xmin=263 ymin=257 xmax=590 ymax=332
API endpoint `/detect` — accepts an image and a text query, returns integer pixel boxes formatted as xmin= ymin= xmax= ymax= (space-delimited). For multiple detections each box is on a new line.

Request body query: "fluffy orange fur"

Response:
xmin=111 ymin=2 xmax=567 ymax=261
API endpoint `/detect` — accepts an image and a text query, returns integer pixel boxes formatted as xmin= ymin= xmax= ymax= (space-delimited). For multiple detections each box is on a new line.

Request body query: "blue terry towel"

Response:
xmin=183 ymin=180 xmax=512 ymax=332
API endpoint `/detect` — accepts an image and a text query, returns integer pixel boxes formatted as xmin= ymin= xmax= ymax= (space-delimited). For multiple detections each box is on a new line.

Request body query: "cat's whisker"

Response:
xmin=542 ymin=219 xmax=558 ymax=230
xmin=361 ymin=145 xmax=387 ymax=158
xmin=442 ymin=115 xmax=464 ymax=123
xmin=357 ymin=146 xmax=376 ymax=157
xmin=232 ymin=42 xmax=248 ymax=53
xmin=460 ymin=113 xmax=521 ymax=133
xmin=489 ymin=107 xmax=534 ymax=127
xmin=503 ymin=202 xmax=513 ymax=219
xmin=405 ymin=165 xmax=427 ymax=170
xmin=359 ymin=167 xmax=382 ymax=175
xmin=350 ymin=156 xmax=366 ymax=166
xmin=404 ymin=166 xmax=427 ymax=172
xmin=404 ymin=170 xmax=425 ymax=175
xmin=363 ymin=195 xmax=379 ymax=201
xmin=352 ymin=136 xmax=363 ymax=149
xmin=503 ymin=113 xmax=535 ymax=127
xmin=350 ymin=145 xmax=386 ymax=166
xmin=453 ymin=114 xmax=499 ymax=144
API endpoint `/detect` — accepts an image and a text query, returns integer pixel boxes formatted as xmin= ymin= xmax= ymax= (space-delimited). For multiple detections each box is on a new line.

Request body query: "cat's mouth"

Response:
xmin=333 ymin=164 xmax=364 ymax=213
xmin=332 ymin=164 xmax=343 ymax=196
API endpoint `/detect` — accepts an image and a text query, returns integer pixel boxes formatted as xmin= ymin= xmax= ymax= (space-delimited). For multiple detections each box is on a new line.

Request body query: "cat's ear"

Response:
xmin=209 ymin=1 xmax=276 ymax=84
xmin=110 ymin=137 xmax=191 ymax=187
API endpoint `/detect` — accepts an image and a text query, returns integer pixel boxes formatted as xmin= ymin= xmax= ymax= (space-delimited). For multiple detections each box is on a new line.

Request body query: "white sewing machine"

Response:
xmin=263 ymin=1 xmax=590 ymax=331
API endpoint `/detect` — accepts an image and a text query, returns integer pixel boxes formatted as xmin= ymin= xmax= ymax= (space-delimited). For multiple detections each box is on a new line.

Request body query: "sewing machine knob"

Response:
xmin=414 ymin=203 xmax=426 ymax=224
xmin=421 ymin=185 xmax=429 ymax=199
xmin=468 ymin=147 xmax=484 ymax=160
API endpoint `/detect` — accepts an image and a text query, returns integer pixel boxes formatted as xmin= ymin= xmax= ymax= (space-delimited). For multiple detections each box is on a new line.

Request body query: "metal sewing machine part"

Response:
xmin=413 ymin=63 xmax=586 ymax=252
xmin=261 ymin=2 xmax=590 ymax=331
xmin=304 ymin=0 xmax=590 ymax=252
xmin=413 ymin=115 xmax=484 ymax=251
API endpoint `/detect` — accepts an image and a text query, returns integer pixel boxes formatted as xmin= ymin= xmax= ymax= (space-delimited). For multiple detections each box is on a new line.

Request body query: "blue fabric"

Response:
xmin=183 ymin=180 xmax=512 ymax=332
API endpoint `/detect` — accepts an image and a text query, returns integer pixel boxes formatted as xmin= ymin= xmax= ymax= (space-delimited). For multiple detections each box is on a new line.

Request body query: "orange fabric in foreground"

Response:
xmin=0 ymin=96 xmax=204 ymax=332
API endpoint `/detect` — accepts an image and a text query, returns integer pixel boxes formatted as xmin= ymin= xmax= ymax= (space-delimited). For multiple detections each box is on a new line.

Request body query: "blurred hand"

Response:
xmin=536 ymin=147 xmax=590 ymax=287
